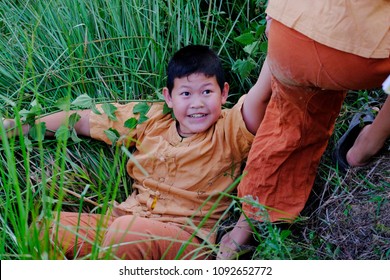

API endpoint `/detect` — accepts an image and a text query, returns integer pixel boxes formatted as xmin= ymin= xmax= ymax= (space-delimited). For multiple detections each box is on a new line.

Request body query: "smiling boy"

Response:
xmin=163 ymin=73 xmax=229 ymax=137
xmin=2 ymin=45 xmax=272 ymax=259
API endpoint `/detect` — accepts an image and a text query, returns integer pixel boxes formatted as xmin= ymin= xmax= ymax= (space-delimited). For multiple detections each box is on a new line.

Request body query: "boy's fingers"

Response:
xmin=2 ymin=118 xmax=15 ymax=130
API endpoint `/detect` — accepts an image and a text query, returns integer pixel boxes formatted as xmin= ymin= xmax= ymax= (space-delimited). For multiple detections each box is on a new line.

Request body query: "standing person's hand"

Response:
xmin=216 ymin=215 xmax=253 ymax=259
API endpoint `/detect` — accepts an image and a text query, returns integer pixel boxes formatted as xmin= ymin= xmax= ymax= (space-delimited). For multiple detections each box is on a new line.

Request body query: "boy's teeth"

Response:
xmin=190 ymin=114 xmax=206 ymax=118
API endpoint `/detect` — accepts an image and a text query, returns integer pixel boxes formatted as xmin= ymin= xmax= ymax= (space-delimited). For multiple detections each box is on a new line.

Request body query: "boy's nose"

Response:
xmin=190 ymin=97 xmax=204 ymax=108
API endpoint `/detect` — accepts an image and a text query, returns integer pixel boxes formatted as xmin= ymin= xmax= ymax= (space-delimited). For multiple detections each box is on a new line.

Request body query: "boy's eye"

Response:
xmin=180 ymin=92 xmax=191 ymax=96
xmin=202 ymin=90 xmax=211 ymax=95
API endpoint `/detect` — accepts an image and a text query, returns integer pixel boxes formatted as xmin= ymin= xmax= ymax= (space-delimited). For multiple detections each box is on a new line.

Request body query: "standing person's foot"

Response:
xmin=333 ymin=111 xmax=374 ymax=173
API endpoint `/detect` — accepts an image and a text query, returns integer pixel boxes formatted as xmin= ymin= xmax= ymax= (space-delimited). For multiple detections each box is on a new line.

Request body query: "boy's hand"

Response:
xmin=1 ymin=118 xmax=29 ymax=139
xmin=1 ymin=118 xmax=16 ymax=139
xmin=2 ymin=118 xmax=15 ymax=131
xmin=265 ymin=15 xmax=272 ymax=37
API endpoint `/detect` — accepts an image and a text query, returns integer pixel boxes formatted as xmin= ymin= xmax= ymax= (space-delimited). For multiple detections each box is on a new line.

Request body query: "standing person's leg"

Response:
xmin=238 ymin=20 xmax=390 ymax=222
xmin=239 ymin=79 xmax=346 ymax=221
xmin=102 ymin=215 xmax=208 ymax=259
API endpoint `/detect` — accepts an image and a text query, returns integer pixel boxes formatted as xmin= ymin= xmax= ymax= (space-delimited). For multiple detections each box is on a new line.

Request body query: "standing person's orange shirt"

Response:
xmin=266 ymin=0 xmax=390 ymax=58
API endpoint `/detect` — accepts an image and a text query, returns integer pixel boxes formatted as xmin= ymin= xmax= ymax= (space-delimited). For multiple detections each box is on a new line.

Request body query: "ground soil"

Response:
xmin=304 ymin=140 xmax=390 ymax=259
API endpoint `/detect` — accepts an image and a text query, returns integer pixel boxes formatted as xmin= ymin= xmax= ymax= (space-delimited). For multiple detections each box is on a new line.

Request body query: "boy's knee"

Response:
xmin=102 ymin=216 xmax=148 ymax=259
xmin=104 ymin=216 xmax=144 ymax=243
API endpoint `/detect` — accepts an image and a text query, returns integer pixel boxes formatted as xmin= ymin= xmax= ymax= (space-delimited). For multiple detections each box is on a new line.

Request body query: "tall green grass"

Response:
xmin=3 ymin=0 xmax=386 ymax=261
xmin=0 ymin=0 xmax=266 ymax=106
xmin=0 ymin=0 xmax=271 ymax=259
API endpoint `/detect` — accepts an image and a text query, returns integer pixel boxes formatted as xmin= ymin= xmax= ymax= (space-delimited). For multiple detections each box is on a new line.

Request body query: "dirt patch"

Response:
xmin=307 ymin=143 xmax=390 ymax=259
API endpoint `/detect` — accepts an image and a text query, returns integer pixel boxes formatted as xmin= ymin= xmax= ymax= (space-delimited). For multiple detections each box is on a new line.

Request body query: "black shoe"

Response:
xmin=333 ymin=111 xmax=375 ymax=173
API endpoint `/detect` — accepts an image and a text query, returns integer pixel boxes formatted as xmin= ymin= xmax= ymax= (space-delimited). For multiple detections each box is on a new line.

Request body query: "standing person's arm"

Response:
xmin=217 ymin=214 xmax=253 ymax=259
xmin=347 ymin=95 xmax=390 ymax=166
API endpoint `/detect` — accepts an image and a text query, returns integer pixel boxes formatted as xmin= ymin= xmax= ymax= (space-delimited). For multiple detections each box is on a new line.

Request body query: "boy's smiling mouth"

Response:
xmin=188 ymin=113 xmax=207 ymax=118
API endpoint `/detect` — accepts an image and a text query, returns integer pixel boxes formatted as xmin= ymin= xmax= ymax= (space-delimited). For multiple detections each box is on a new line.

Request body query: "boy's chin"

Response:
xmin=178 ymin=125 xmax=212 ymax=137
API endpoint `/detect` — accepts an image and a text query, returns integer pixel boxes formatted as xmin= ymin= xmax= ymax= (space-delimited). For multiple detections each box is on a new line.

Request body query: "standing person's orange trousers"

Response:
xmin=238 ymin=20 xmax=390 ymax=222
xmin=45 ymin=212 xmax=207 ymax=259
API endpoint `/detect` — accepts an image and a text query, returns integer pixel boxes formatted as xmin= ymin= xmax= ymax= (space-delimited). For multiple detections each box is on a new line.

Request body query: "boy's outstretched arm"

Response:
xmin=2 ymin=110 xmax=91 ymax=139
xmin=241 ymin=56 xmax=272 ymax=135
xmin=41 ymin=110 xmax=91 ymax=137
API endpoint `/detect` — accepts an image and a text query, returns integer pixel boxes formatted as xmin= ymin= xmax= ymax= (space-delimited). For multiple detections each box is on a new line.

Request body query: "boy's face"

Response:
xmin=163 ymin=73 xmax=229 ymax=138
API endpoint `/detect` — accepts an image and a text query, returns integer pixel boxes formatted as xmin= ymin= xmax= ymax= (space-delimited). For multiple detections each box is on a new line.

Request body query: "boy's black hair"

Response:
xmin=166 ymin=45 xmax=225 ymax=94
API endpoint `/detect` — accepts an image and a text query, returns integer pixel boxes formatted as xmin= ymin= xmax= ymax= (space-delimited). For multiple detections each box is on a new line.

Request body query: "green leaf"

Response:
xmin=54 ymin=124 xmax=70 ymax=141
xmin=55 ymin=97 xmax=71 ymax=111
xmin=163 ymin=103 xmax=172 ymax=115
xmin=138 ymin=114 xmax=148 ymax=124
xmin=70 ymin=128 xmax=82 ymax=143
xmin=156 ymin=91 xmax=165 ymax=100
xmin=260 ymin=41 xmax=268 ymax=53
xmin=280 ymin=230 xmax=291 ymax=240
xmin=18 ymin=109 xmax=31 ymax=119
xmin=19 ymin=109 xmax=37 ymax=126
xmin=243 ymin=41 xmax=259 ymax=55
xmin=133 ymin=102 xmax=150 ymax=115
xmin=24 ymin=136 xmax=33 ymax=152
xmin=255 ymin=25 xmax=266 ymax=37
xmin=19 ymin=102 xmax=43 ymax=126
xmin=71 ymin=94 xmax=93 ymax=109
xmin=232 ymin=58 xmax=256 ymax=79
xmin=104 ymin=128 xmax=120 ymax=144
xmin=101 ymin=103 xmax=118 ymax=121
xmin=124 ymin=117 xmax=137 ymax=129
xmin=91 ymin=102 xmax=102 ymax=115
xmin=68 ymin=113 xmax=81 ymax=128
xmin=163 ymin=103 xmax=175 ymax=119
xmin=234 ymin=32 xmax=255 ymax=45
xmin=30 ymin=99 xmax=41 ymax=109
xmin=29 ymin=122 xmax=46 ymax=142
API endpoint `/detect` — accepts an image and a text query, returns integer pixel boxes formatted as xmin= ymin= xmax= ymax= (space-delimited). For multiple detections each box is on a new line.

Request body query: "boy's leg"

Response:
xmin=102 ymin=215 xmax=208 ymax=259
xmin=44 ymin=212 xmax=114 ymax=259
xmin=238 ymin=20 xmax=390 ymax=222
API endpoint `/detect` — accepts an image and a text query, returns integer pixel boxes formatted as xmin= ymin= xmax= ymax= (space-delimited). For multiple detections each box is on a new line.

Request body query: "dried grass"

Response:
xmin=303 ymin=142 xmax=390 ymax=259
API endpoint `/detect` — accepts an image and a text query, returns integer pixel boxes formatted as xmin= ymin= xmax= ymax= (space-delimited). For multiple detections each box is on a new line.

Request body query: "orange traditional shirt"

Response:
xmin=266 ymin=0 xmax=390 ymax=58
xmin=89 ymin=95 xmax=253 ymax=241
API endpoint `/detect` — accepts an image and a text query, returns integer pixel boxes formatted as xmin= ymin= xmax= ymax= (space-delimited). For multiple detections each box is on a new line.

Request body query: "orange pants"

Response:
xmin=46 ymin=212 xmax=207 ymax=259
xmin=238 ymin=20 xmax=390 ymax=222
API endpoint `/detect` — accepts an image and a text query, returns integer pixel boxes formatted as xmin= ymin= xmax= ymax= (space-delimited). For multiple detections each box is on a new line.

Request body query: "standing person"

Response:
xmin=218 ymin=0 xmax=390 ymax=259
xmin=1 ymin=45 xmax=272 ymax=259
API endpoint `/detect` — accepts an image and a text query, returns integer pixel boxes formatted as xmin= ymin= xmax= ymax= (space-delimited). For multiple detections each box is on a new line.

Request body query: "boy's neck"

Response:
xmin=176 ymin=122 xmax=188 ymax=139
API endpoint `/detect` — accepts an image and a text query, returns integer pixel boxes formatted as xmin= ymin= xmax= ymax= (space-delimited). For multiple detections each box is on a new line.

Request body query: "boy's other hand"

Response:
xmin=1 ymin=118 xmax=14 ymax=141
xmin=2 ymin=118 xmax=15 ymax=131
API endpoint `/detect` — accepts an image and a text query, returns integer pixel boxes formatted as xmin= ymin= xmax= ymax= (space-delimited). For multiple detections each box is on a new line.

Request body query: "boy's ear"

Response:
xmin=162 ymin=87 xmax=173 ymax=108
xmin=221 ymin=82 xmax=229 ymax=104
